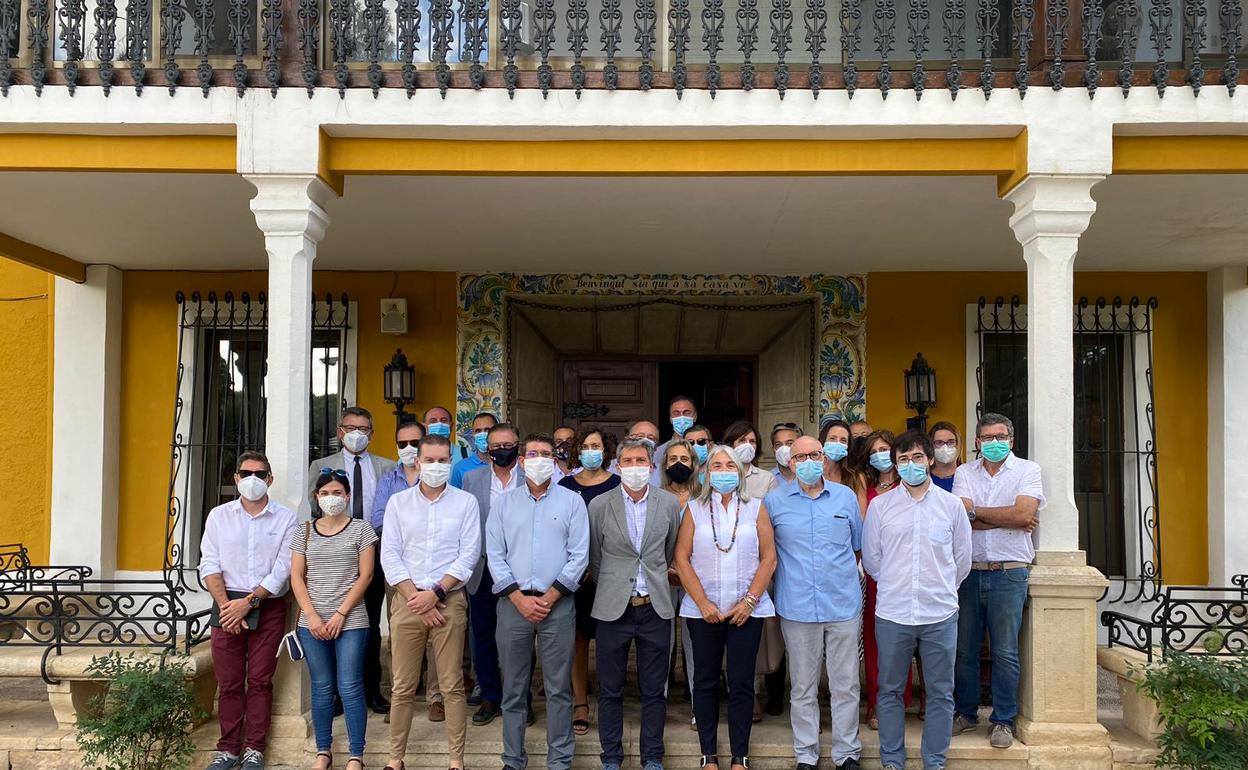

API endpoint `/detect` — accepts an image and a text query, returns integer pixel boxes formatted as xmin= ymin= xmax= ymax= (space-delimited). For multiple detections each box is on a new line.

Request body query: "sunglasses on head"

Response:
xmin=396 ymin=439 xmax=421 ymax=449
xmin=236 ymin=468 xmax=270 ymax=478
xmin=319 ymin=467 xmax=349 ymax=480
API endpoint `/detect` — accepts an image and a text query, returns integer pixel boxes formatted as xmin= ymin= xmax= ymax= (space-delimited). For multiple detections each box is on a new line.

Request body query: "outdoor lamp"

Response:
xmin=904 ymin=352 xmax=937 ymax=432
xmin=383 ymin=348 xmax=416 ymax=428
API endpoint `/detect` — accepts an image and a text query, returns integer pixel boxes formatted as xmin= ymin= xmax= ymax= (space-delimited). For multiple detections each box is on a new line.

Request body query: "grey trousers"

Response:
xmin=780 ymin=615 xmax=863 ymax=765
xmin=496 ymin=596 xmax=576 ymax=770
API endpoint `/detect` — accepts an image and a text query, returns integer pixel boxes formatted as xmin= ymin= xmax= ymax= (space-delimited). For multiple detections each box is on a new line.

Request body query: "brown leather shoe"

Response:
xmin=428 ymin=701 xmax=446 ymax=722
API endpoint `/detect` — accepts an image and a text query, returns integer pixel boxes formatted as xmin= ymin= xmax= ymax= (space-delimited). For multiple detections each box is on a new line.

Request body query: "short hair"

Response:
xmin=976 ymin=412 xmax=1015 ymax=438
xmin=892 ymin=430 xmax=934 ymax=463
xmin=769 ymin=421 xmax=804 ymax=443
xmin=424 ymin=405 xmax=452 ymax=421
xmin=685 ymin=423 xmax=713 ymax=441
xmin=396 ymin=419 xmax=426 ymax=439
xmin=472 ymin=412 xmax=499 ymax=427
xmin=521 ymin=432 xmax=556 ymax=456
xmin=418 ymin=434 xmax=452 ymax=455
xmin=617 ymin=437 xmax=654 ymax=463
xmin=660 ymin=440 xmax=702 ymax=495
xmin=236 ymin=450 xmax=272 ymax=476
xmin=668 ymin=395 xmax=697 ymax=411
xmin=570 ymin=425 xmax=618 ymax=468
xmin=722 ymin=419 xmax=760 ymax=448
xmin=626 ymin=419 xmax=659 ymax=435
xmin=341 ymin=406 xmax=373 ymax=425
xmin=928 ymin=420 xmax=963 ymax=464
xmin=697 ymin=444 xmax=750 ymax=503
xmin=488 ymin=421 xmax=520 ymax=442
xmin=819 ymin=419 xmax=852 ymax=443
xmin=554 ymin=425 xmax=576 ymax=436
xmin=314 ymin=469 xmax=350 ymax=495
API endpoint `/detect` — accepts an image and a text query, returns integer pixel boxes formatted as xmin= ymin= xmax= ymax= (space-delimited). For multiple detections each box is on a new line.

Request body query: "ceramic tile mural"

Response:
xmin=456 ymin=273 xmax=866 ymax=436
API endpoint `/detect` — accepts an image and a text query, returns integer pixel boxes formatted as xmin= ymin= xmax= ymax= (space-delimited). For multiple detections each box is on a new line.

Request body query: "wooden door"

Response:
xmin=560 ymin=360 xmax=658 ymax=442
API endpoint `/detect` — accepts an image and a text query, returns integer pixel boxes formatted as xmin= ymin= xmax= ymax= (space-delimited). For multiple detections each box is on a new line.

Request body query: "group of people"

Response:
xmin=198 ymin=396 xmax=1044 ymax=770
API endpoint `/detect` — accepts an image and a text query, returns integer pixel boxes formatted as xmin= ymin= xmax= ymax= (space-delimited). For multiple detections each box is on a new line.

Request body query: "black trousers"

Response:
xmin=363 ymin=541 xmax=386 ymax=702
xmin=687 ymin=616 xmax=764 ymax=759
xmin=597 ymin=603 xmax=672 ymax=766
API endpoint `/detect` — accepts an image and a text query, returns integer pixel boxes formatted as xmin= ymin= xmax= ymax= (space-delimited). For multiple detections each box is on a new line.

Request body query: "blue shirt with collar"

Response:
xmin=450 ymin=453 xmax=488 ymax=489
xmin=372 ymin=463 xmax=420 ymax=531
xmin=485 ymin=481 xmax=590 ymax=598
xmin=764 ymin=478 xmax=864 ymax=623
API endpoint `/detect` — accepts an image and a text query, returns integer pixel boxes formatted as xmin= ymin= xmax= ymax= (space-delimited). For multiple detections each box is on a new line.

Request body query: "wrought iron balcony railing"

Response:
xmin=0 ymin=0 xmax=1243 ymax=98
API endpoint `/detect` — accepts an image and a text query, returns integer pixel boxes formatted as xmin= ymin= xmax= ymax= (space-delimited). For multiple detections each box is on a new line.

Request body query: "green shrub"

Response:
xmin=75 ymin=652 xmax=206 ymax=770
xmin=1134 ymin=651 xmax=1248 ymax=770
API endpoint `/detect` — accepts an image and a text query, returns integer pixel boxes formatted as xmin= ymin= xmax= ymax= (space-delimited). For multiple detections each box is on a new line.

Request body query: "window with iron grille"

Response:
xmin=164 ymin=291 xmax=355 ymax=591
xmin=973 ymin=296 xmax=1160 ymax=604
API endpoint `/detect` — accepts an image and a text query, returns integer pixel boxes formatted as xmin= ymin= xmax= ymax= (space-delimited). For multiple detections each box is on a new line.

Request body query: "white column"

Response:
xmin=49 ymin=264 xmax=122 ymax=576
xmin=1207 ymin=265 xmax=1248 ymax=586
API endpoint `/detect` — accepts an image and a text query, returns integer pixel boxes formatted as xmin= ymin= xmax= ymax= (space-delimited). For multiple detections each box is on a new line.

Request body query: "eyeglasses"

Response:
xmin=897 ymin=453 xmax=929 ymax=464
xmin=339 ymin=424 xmax=372 ymax=434
xmin=490 ymin=442 xmax=518 ymax=451
xmin=933 ymin=439 xmax=958 ymax=448
xmin=977 ymin=433 xmax=1010 ymax=442
xmin=319 ymin=467 xmax=349 ymax=480
xmin=396 ymin=439 xmax=421 ymax=449
xmin=525 ymin=450 xmax=555 ymax=459
xmin=791 ymin=451 xmax=823 ymax=463
xmin=237 ymin=468 xmax=270 ymax=478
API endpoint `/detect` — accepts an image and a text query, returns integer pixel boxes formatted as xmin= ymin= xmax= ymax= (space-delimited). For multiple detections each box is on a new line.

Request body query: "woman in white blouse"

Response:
xmin=673 ymin=444 xmax=777 ymax=770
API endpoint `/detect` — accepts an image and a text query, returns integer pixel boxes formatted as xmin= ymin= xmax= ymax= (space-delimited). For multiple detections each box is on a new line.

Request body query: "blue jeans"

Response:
xmin=298 ymin=627 xmax=368 ymax=757
xmin=954 ymin=567 xmax=1029 ymax=727
xmin=875 ymin=614 xmax=957 ymax=770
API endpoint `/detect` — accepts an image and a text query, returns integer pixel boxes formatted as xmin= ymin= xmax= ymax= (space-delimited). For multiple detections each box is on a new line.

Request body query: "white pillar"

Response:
xmin=49 ymin=264 xmax=122 ymax=576
xmin=1207 ymin=265 xmax=1248 ymax=586
xmin=1005 ymin=175 xmax=1111 ymax=763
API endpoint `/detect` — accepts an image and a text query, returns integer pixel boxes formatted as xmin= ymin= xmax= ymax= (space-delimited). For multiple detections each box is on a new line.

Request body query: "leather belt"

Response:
xmin=521 ymin=590 xmax=545 ymax=597
xmin=629 ymin=595 xmax=652 ymax=607
xmin=971 ymin=561 xmax=1031 ymax=571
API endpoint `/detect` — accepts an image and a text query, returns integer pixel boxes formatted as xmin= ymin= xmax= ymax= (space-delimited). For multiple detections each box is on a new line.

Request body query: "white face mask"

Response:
xmin=420 ymin=461 xmax=452 ymax=488
xmin=398 ymin=445 xmax=420 ymax=467
xmin=774 ymin=444 xmax=792 ymax=468
xmin=318 ymin=495 xmax=348 ymax=516
xmin=524 ymin=456 xmax=556 ymax=485
xmin=620 ymin=466 xmax=651 ymax=492
xmin=342 ymin=429 xmax=370 ymax=454
xmin=934 ymin=445 xmax=959 ymax=464
xmin=732 ymin=443 xmax=757 ymax=466
xmin=237 ymin=474 xmax=269 ymax=502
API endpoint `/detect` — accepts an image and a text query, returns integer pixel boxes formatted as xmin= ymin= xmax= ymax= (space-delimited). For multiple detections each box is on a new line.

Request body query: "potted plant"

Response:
xmin=1134 ymin=650 xmax=1248 ymax=770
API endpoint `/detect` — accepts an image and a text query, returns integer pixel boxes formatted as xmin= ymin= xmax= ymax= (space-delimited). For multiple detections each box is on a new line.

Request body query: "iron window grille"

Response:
xmin=973 ymin=295 xmax=1160 ymax=604
xmin=164 ymin=290 xmax=354 ymax=593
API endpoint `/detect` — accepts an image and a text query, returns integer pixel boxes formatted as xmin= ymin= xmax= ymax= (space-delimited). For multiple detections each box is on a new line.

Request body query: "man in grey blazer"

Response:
xmin=589 ymin=437 xmax=682 ymax=770
xmin=308 ymin=405 xmax=396 ymax=713
xmin=461 ymin=421 xmax=524 ymax=726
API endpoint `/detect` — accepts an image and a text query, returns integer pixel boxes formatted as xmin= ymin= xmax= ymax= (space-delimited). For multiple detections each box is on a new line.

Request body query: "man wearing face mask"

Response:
xmin=462 ymin=422 xmax=525 ymax=726
xmin=451 ymin=412 xmax=499 ymax=489
xmin=309 ymin=406 xmax=396 ymax=715
xmin=951 ymin=413 xmax=1043 ymax=750
xmin=552 ymin=426 xmax=578 ymax=483
xmin=381 ymin=434 xmax=481 ymax=770
xmin=424 ymin=406 xmax=455 ymax=443
xmin=765 ymin=436 xmax=865 ymax=770
xmin=486 ymin=433 xmax=589 ymax=770
xmin=200 ymin=452 xmax=298 ymax=770
xmin=588 ymin=438 xmax=681 ymax=770
xmin=770 ymin=423 xmax=803 ymax=484
xmin=651 ymin=396 xmax=699 ymax=486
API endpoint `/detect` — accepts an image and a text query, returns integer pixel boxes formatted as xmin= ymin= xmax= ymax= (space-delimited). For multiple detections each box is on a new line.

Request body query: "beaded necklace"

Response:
xmin=708 ymin=494 xmax=741 ymax=553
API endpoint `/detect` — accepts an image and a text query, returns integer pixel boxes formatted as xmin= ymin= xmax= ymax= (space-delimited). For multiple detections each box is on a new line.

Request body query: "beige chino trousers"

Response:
xmin=388 ymin=590 xmax=468 ymax=764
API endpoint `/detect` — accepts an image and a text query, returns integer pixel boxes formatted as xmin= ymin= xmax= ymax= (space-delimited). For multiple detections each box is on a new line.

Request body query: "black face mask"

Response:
xmin=666 ymin=462 xmax=694 ymax=484
xmin=554 ymin=443 xmax=571 ymax=462
xmin=489 ymin=446 xmax=519 ymax=468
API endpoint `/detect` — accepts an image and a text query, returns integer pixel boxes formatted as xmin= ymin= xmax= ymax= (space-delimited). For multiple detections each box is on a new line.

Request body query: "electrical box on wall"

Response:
xmin=381 ymin=298 xmax=408 ymax=335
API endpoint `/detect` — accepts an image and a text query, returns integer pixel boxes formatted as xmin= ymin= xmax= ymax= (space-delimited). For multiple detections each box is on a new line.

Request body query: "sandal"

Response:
xmin=699 ymin=755 xmax=718 ymax=769
xmin=572 ymin=703 xmax=591 ymax=735
xmin=346 ymin=759 xmax=364 ymax=770
xmin=315 ymin=752 xmax=334 ymax=770
xmin=731 ymin=756 xmax=750 ymax=770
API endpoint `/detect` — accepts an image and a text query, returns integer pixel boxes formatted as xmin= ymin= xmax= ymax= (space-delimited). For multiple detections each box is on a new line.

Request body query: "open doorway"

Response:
xmin=657 ymin=360 xmax=755 ymax=441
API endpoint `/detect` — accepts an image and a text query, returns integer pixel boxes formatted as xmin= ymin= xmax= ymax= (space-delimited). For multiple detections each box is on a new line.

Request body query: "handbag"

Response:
xmin=276 ymin=630 xmax=305 ymax=661
xmin=209 ymin=590 xmax=261 ymax=630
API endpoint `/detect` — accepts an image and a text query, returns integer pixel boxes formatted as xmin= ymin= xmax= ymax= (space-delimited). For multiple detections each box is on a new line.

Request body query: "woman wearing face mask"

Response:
xmin=557 ymin=426 xmax=620 ymax=736
xmin=819 ymin=419 xmax=867 ymax=513
xmin=928 ymin=421 xmax=963 ymax=492
xmin=292 ymin=471 xmax=379 ymax=770
xmin=674 ymin=445 xmax=777 ymax=770
xmin=660 ymin=440 xmax=702 ymax=727
xmin=724 ymin=420 xmax=777 ymax=501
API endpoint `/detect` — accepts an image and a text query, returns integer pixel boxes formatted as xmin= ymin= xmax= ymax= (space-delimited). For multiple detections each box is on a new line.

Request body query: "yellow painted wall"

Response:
xmin=865 ymin=271 xmax=1208 ymax=585
xmin=0 ymin=259 xmax=54 ymax=562
xmin=116 ymin=270 xmax=458 ymax=571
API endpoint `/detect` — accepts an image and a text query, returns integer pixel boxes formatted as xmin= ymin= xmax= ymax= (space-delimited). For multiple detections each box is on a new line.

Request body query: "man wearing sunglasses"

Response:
xmin=308 ymin=406 xmax=397 ymax=715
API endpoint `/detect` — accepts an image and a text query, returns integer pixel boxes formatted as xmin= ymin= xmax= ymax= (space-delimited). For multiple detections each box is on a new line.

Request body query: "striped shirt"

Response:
xmin=292 ymin=518 xmax=379 ymax=630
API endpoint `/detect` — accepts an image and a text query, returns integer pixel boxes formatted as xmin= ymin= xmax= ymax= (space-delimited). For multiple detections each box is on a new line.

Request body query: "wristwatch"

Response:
xmin=433 ymin=584 xmax=448 ymax=602
xmin=967 ymin=507 xmax=978 ymax=522
xmin=247 ymin=594 xmax=262 ymax=609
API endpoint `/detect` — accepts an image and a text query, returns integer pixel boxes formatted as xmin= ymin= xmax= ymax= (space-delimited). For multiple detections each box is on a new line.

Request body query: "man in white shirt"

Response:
xmin=200 ymin=451 xmax=298 ymax=770
xmin=381 ymin=434 xmax=481 ymax=770
xmin=950 ymin=412 xmax=1044 ymax=750
xmin=862 ymin=430 xmax=972 ymax=770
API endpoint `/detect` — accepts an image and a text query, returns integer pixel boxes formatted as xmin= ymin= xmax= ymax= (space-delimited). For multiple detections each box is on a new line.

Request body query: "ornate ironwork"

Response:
xmin=125 ymin=0 xmax=151 ymax=94
xmin=397 ymin=0 xmax=421 ymax=95
xmin=500 ymin=0 xmax=521 ymax=95
xmin=1147 ymin=0 xmax=1173 ymax=95
xmin=1182 ymin=0 xmax=1206 ymax=93
xmin=430 ymin=0 xmax=454 ymax=95
xmin=568 ymin=0 xmax=590 ymax=95
xmin=635 ymin=0 xmax=657 ymax=89
xmin=1045 ymin=0 xmax=1069 ymax=89
xmin=297 ymin=0 xmax=319 ymax=95
xmin=738 ymin=0 xmax=760 ymax=89
xmin=1012 ymin=0 xmax=1033 ymax=95
xmin=160 ymin=0 xmax=182 ymax=93
xmin=905 ymin=0 xmax=929 ymax=97
xmin=669 ymin=0 xmax=691 ymax=97
xmin=601 ymin=0 xmax=623 ymax=89
xmin=0 ymin=0 xmax=17 ymax=94
xmin=1115 ymin=0 xmax=1140 ymax=95
xmin=942 ymin=0 xmax=965 ymax=96
xmin=363 ymin=0 xmax=387 ymax=95
xmin=699 ymin=0 xmax=723 ymax=96
xmin=974 ymin=0 xmax=998 ymax=96
xmin=228 ymin=0 xmax=251 ymax=95
xmin=261 ymin=0 xmax=282 ymax=94
xmin=1220 ymin=0 xmax=1241 ymax=94
xmin=1082 ymin=0 xmax=1104 ymax=95
xmin=329 ymin=0 xmax=354 ymax=96
xmin=806 ymin=0 xmax=828 ymax=97
xmin=1103 ymin=583 xmax=1248 ymax=662
xmin=58 ymin=0 xmax=86 ymax=93
xmin=841 ymin=0 xmax=863 ymax=95
xmin=27 ymin=0 xmax=50 ymax=93
xmin=463 ymin=0 xmax=489 ymax=89
xmin=194 ymin=0 xmax=215 ymax=95
xmin=771 ymin=0 xmax=793 ymax=96
xmin=533 ymin=0 xmax=555 ymax=95
xmin=94 ymin=0 xmax=119 ymax=93
xmin=874 ymin=0 xmax=897 ymax=97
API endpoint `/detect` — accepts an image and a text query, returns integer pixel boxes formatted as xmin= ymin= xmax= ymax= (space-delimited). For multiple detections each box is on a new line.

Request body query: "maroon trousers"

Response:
xmin=211 ymin=596 xmax=287 ymax=755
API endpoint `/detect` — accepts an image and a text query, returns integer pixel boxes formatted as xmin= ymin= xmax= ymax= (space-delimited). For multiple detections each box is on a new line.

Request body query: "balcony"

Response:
xmin=0 ymin=0 xmax=1243 ymax=98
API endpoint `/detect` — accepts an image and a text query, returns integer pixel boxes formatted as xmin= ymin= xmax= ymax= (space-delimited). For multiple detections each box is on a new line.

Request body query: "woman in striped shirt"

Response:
xmin=291 ymin=470 xmax=379 ymax=770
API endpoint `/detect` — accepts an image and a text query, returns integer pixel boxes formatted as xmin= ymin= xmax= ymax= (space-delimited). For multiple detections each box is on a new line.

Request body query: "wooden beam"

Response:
xmin=0 ymin=232 xmax=87 ymax=283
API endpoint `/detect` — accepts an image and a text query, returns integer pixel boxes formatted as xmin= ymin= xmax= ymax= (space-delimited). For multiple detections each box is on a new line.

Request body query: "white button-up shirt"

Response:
xmin=490 ymin=466 xmax=520 ymax=504
xmin=952 ymin=453 xmax=1046 ymax=563
xmin=198 ymin=498 xmax=298 ymax=596
xmin=344 ymin=449 xmax=379 ymax=516
xmin=380 ymin=483 xmax=482 ymax=590
xmin=862 ymin=484 xmax=972 ymax=626
xmin=622 ymin=486 xmax=650 ymax=596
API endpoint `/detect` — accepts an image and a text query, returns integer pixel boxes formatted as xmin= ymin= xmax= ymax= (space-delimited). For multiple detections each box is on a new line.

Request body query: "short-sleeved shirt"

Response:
xmin=952 ymin=453 xmax=1046 ymax=563
xmin=292 ymin=518 xmax=379 ymax=630
xmin=765 ymin=479 xmax=863 ymax=623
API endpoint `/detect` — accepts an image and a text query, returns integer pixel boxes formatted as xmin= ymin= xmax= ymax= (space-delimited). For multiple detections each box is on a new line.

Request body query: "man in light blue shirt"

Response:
xmin=485 ymin=432 xmax=589 ymax=770
xmin=451 ymin=412 xmax=497 ymax=488
xmin=764 ymin=435 xmax=864 ymax=770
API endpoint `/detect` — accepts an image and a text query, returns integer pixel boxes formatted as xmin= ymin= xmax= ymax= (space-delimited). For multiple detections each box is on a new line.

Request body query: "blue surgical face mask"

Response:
xmin=898 ymin=461 xmax=929 ymax=486
xmin=693 ymin=443 xmax=709 ymax=465
xmin=709 ymin=471 xmax=740 ymax=494
xmin=672 ymin=416 xmax=695 ymax=436
xmin=579 ymin=449 xmax=604 ymax=470
xmin=473 ymin=432 xmax=490 ymax=453
xmin=869 ymin=450 xmax=894 ymax=472
xmin=795 ymin=459 xmax=824 ymax=485
xmin=428 ymin=422 xmax=451 ymax=437
xmin=823 ymin=441 xmax=848 ymax=462
xmin=980 ymin=439 xmax=1011 ymax=463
